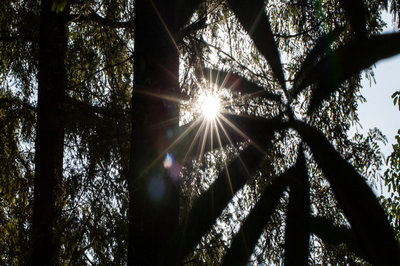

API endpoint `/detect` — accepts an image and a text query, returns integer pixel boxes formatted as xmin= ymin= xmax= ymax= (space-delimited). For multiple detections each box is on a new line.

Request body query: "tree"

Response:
xmin=30 ymin=0 xmax=69 ymax=264
xmin=127 ymin=0 xmax=202 ymax=264
xmin=152 ymin=0 xmax=400 ymax=264
xmin=1 ymin=0 xmax=134 ymax=263
xmin=1 ymin=0 xmax=400 ymax=264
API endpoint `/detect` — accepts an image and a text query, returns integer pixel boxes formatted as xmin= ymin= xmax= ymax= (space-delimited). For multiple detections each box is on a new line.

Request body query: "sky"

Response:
xmin=355 ymin=13 xmax=400 ymax=159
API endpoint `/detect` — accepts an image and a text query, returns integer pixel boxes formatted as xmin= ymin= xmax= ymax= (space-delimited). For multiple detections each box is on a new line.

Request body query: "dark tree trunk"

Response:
xmin=127 ymin=0 xmax=181 ymax=265
xmin=30 ymin=1 xmax=68 ymax=265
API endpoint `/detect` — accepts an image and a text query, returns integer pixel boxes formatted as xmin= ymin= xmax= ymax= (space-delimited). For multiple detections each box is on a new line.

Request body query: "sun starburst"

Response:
xmin=197 ymin=92 xmax=221 ymax=121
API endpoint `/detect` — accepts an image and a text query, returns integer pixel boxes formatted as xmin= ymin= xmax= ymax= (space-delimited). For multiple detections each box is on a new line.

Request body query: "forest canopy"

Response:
xmin=1 ymin=0 xmax=400 ymax=265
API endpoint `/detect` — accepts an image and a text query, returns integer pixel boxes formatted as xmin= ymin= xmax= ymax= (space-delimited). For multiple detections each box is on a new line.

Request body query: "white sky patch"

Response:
xmin=356 ymin=12 xmax=400 ymax=158
xmin=353 ymin=11 xmax=400 ymax=197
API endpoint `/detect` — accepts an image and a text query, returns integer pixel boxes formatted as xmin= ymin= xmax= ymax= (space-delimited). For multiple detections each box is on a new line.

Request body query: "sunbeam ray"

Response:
xmin=148 ymin=0 xmax=181 ymax=53
xmin=218 ymin=114 xmax=265 ymax=154
xmin=184 ymin=119 xmax=207 ymax=162
xmin=215 ymin=116 xmax=236 ymax=149
xmin=199 ymin=120 xmax=211 ymax=161
xmin=135 ymin=88 xmax=190 ymax=103
xmin=210 ymin=119 xmax=214 ymax=151
xmin=214 ymin=115 xmax=253 ymax=190
xmin=139 ymin=118 xmax=203 ymax=177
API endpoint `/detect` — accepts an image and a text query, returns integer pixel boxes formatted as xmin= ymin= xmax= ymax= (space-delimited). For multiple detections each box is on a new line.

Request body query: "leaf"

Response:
xmin=310 ymin=216 xmax=371 ymax=263
xmin=222 ymin=149 xmax=306 ymax=265
xmin=338 ymin=0 xmax=367 ymax=38
xmin=295 ymin=33 xmax=400 ymax=114
xmin=284 ymin=149 xmax=310 ymax=265
xmin=292 ymin=120 xmax=400 ymax=265
xmin=392 ymin=91 xmax=400 ymax=109
xmin=226 ymin=0 xmax=285 ymax=89
xmin=199 ymin=68 xmax=282 ymax=103
xmin=291 ymin=27 xmax=344 ymax=99
xmin=51 ymin=0 xmax=67 ymax=13
xmin=172 ymin=117 xmax=287 ymax=263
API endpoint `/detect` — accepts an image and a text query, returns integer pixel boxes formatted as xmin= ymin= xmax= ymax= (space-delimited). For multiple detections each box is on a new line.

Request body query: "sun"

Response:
xmin=197 ymin=92 xmax=221 ymax=120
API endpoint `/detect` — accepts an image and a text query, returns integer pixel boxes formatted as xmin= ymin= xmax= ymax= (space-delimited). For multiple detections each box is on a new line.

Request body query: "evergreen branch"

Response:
xmin=0 ymin=97 xmax=36 ymax=111
xmin=69 ymin=55 xmax=133 ymax=89
xmin=273 ymin=21 xmax=323 ymax=38
xmin=189 ymin=36 xmax=274 ymax=84
xmin=69 ymin=12 xmax=133 ymax=28
xmin=64 ymin=96 xmax=127 ymax=121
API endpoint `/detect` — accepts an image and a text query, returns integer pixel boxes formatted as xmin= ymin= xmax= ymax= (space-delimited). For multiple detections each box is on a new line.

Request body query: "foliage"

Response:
xmin=1 ymin=0 xmax=133 ymax=263
xmin=0 ymin=91 xmax=33 ymax=265
xmin=1 ymin=0 xmax=400 ymax=264
xmin=174 ymin=0 xmax=399 ymax=264
xmin=381 ymin=90 xmax=400 ymax=241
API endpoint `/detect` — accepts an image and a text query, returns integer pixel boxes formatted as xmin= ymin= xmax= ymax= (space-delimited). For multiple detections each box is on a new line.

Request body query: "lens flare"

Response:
xmin=163 ymin=152 xmax=174 ymax=168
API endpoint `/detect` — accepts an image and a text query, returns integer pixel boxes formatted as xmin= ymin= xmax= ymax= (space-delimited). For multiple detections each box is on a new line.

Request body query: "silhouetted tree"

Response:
xmin=1 ymin=0 xmax=400 ymax=265
xmin=30 ymin=0 xmax=69 ymax=264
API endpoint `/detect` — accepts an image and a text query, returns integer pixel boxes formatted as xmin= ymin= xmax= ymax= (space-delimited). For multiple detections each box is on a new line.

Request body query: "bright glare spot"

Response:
xmin=198 ymin=93 xmax=221 ymax=120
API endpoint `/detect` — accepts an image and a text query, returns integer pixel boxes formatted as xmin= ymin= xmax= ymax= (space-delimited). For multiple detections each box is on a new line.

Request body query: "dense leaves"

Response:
xmin=337 ymin=0 xmax=367 ymax=38
xmin=1 ymin=0 xmax=400 ymax=264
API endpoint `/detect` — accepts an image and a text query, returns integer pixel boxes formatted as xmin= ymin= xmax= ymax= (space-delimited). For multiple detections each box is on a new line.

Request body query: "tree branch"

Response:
xmin=69 ymin=12 xmax=133 ymax=28
xmin=0 ymin=97 xmax=36 ymax=111
xmin=178 ymin=17 xmax=207 ymax=42
xmin=273 ymin=21 xmax=323 ymax=38
xmin=64 ymin=96 xmax=127 ymax=121
xmin=69 ymin=55 xmax=133 ymax=89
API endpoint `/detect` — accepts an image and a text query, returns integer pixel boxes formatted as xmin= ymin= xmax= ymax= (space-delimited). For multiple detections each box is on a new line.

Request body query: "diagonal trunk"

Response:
xmin=30 ymin=1 xmax=68 ymax=264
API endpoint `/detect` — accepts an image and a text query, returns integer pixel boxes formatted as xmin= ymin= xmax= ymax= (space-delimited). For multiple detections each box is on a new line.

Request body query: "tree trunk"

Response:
xmin=30 ymin=1 xmax=68 ymax=265
xmin=127 ymin=0 xmax=181 ymax=265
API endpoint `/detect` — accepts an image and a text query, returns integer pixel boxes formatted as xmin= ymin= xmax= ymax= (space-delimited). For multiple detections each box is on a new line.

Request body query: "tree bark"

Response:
xmin=30 ymin=0 xmax=68 ymax=265
xmin=127 ymin=0 xmax=180 ymax=265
